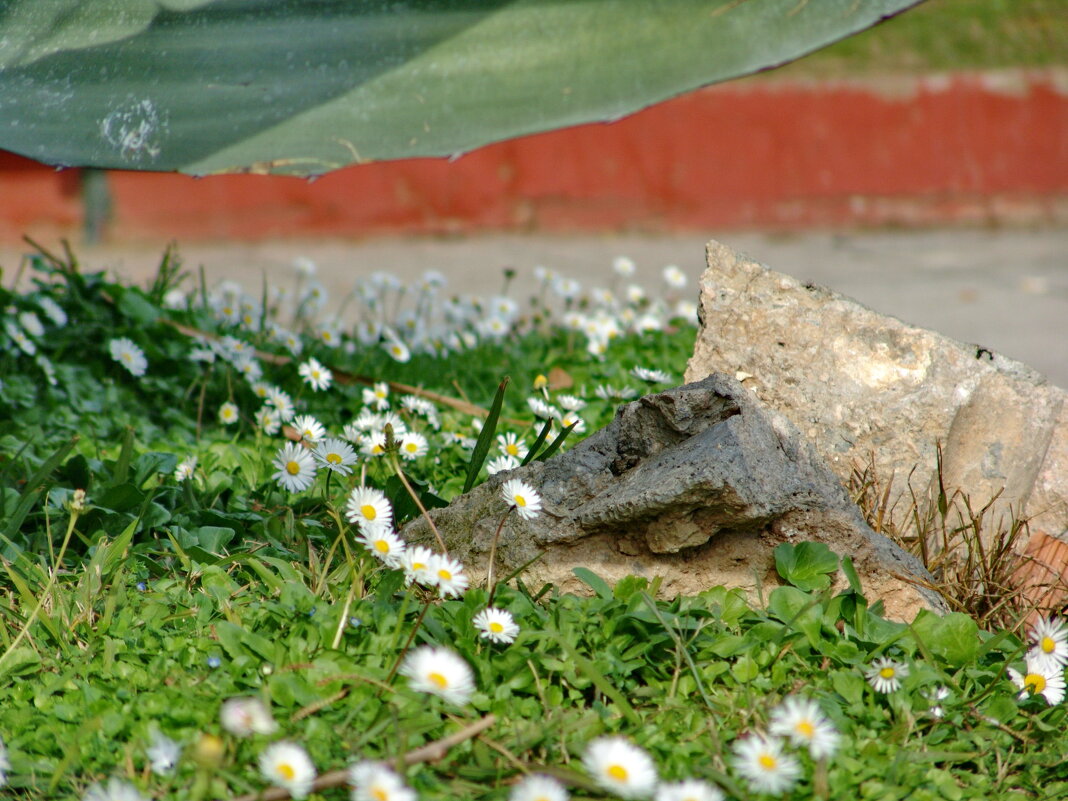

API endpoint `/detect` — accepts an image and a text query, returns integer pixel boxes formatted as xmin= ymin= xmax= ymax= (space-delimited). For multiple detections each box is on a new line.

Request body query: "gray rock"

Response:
xmin=402 ymin=375 xmax=943 ymax=621
xmin=685 ymin=239 xmax=1068 ymax=544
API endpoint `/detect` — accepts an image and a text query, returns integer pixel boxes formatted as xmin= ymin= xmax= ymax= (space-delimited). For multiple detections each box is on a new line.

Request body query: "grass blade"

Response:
xmin=520 ymin=417 xmax=553 ymax=466
xmin=534 ymin=422 xmax=576 ymax=463
xmin=463 ymin=376 xmax=509 ymax=494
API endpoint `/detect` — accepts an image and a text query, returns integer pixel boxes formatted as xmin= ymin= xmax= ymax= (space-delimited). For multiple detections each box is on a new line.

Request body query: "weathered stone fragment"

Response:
xmin=402 ymin=375 xmax=943 ymax=621
xmin=685 ymin=239 xmax=1068 ymax=543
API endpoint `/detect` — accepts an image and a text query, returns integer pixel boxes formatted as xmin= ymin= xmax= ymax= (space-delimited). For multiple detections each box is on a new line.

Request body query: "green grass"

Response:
xmin=779 ymin=0 xmax=1068 ymax=77
xmin=0 ymin=245 xmax=1066 ymax=800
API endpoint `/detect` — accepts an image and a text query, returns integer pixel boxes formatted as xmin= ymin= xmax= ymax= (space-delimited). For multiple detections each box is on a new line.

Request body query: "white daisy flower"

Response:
xmin=527 ymin=396 xmax=561 ymax=421
xmin=662 ymin=264 xmax=687 ymax=289
xmin=630 ymin=366 xmax=672 ymax=384
xmin=250 ymin=381 xmax=272 ymax=400
xmin=399 ymin=645 xmax=476 ymax=706
xmin=189 ymin=346 xmax=216 ymax=364
xmin=401 ymin=545 xmax=437 ymax=587
xmin=293 ymin=414 xmax=326 ymax=444
xmin=865 ymin=657 xmax=909 ymax=693
xmin=108 ymin=337 xmax=147 ymax=377
xmin=654 ymin=778 xmax=724 ymax=801
xmin=174 ymin=456 xmax=197 ymax=482
xmin=146 ymin=729 xmax=181 ymax=776
xmin=1008 ymin=659 xmax=1066 ymax=706
xmin=552 ymin=277 xmax=582 ymax=300
xmin=82 ymin=777 xmax=148 ymax=801
xmin=361 ymin=431 xmax=388 ymax=458
xmin=923 ymin=685 xmax=951 ymax=718
xmin=625 ymin=283 xmax=646 ymax=304
xmin=732 ymin=734 xmax=800 ymax=796
xmin=582 ymin=736 xmax=658 ymax=799
xmin=1028 ymin=616 xmax=1068 ymax=672
xmin=233 ymin=354 xmax=262 ymax=382
xmin=383 ymin=339 xmax=411 ymax=363
xmin=428 ymin=553 xmax=469 ymax=598
xmin=37 ymin=296 xmax=68 ymax=326
xmin=219 ymin=697 xmax=277 ymax=736
xmin=510 ymin=773 xmax=569 ymax=801
xmin=377 ymin=411 xmax=408 ymax=437
xmin=349 ymin=761 xmax=416 ymax=801
xmin=363 ymin=382 xmax=391 ymax=411
xmin=501 ymin=478 xmax=542 ymax=520
xmin=613 ymin=256 xmax=636 ymax=277
xmin=259 ymin=741 xmax=316 ymax=800
xmin=19 ymin=310 xmax=44 ymax=337
xmin=559 ymin=411 xmax=586 ymax=434
xmin=312 ymin=437 xmax=357 ymax=475
xmin=768 ymin=696 xmax=840 ymax=759
xmin=398 ymin=431 xmax=429 ymax=461
xmin=359 ymin=528 xmax=406 ymax=568
xmin=486 ymin=454 xmax=521 ymax=476
xmin=272 ymin=443 xmax=317 ymax=493
xmin=293 ymin=256 xmax=317 ymax=276
xmin=317 ymin=324 xmax=341 ymax=348
xmin=4 ymin=320 xmax=36 ymax=355
xmin=557 ymin=395 xmax=587 ymax=412
xmin=673 ymin=299 xmax=699 ymax=323
xmin=346 ymin=486 xmax=393 ymax=532
xmin=218 ymin=401 xmax=240 ymax=426
xmin=473 ymin=607 xmax=520 ymax=644
xmin=298 ymin=357 xmax=333 ymax=391
xmin=256 ymin=406 xmax=282 ymax=435
xmin=266 ymin=388 xmax=296 ymax=422
xmin=497 ymin=432 xmax=529 ymax=460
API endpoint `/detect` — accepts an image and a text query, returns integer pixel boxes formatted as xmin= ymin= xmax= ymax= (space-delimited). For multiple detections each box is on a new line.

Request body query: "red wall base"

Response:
xmin=1 ymin=69 xmax=1065 ymax=243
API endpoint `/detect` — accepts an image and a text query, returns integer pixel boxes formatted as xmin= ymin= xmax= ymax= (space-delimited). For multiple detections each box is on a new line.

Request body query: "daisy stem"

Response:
xmin=384 ymin=597 xmax=432 ymax=687
xmin=390 ymin=457 xmax=448 ymax=557
xmin=486 ymin=508 xmax=513 ymax=607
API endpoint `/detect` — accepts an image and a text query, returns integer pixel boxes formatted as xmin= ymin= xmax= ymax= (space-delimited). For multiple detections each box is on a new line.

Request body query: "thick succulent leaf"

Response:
xmin=0 ymin=0 xmax=924 ymax=175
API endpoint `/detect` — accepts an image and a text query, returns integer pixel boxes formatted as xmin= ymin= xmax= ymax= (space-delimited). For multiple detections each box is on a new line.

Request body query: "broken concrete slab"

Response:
xmin=685 ymin=239 xmax=1068 ymax=544
xmin=402 ymin=375 xmax=943 ymax=621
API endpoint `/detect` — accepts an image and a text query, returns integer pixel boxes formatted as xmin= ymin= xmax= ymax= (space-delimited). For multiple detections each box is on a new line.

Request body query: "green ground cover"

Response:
xmin=0 ymin=246 xmax=1065 ymax=800
xmin=782 ymin=0 xmax=1068 ymax=76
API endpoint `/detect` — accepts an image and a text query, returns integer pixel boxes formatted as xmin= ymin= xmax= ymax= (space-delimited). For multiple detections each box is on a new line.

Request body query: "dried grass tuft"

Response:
xmin=849 ymin=446 xmax=1068 ymax=631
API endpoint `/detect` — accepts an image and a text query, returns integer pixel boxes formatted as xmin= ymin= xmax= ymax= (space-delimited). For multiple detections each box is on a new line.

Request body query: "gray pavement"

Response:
xmin=4 ymin=228 xmax=1067 ymax=387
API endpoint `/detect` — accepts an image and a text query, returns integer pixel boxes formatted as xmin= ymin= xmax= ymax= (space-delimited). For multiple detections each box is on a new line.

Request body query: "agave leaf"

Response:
xmin=0 ymin=0 xmax=923 ymax=175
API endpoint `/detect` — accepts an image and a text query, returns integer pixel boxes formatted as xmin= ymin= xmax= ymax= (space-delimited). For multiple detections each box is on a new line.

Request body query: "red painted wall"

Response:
xmin=1 ymin=70 xmax=1065 ymax=243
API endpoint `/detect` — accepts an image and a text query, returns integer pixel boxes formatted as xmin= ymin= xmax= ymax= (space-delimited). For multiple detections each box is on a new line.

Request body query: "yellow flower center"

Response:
xmin=796 ymin=720 xmax=816 ymax=738
xmin=758 ymin=753 xmax=778 ymax=771
xmin=405 ymin=443 xmax=417 ymax=452
xmin=1041 ymin=636 xmax=1056 ymax=654
xmin=412 ymin=561 xmax=425 ymax=571
xmin=506 ymin=444 xmax=519 ymax=456
xmin=428 ymin=672 xmax=448 ymax=689
xmin=286 ymin=461 xmax=300 ymax=476
xmin=372 ymin=788 xmax=388 ymax=801
xmin=327 ymin=453 xmax=342 ymax=464
xmin=879 ymin=667 xmax=895 ymax=680
xmin=607 ymin=764 xmax=628 ymax=781
xmin=361 ymin=504 xmax=377 ymax=520
xmin=514 ymin=495 xmax=527 ymax=507
xmin=489 ymin=622 xmax=504 ymax=633
xmin=438 ymin=568 xmax=452 ymax=582
xmin=374 ymin=540 xmax=390 ymax=554
xmin=277 ymin=762 xmax=295 ymax=781
xmin=1024 ymin=673 xmax=1047 ymax=693
xmin=372 ymin=444 xmax=384 ymax=455
xmin=122 ymin=353 xmax=133 ymax=364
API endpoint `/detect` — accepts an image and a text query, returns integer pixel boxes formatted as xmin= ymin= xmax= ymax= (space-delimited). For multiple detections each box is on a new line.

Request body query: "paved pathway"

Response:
xmin=5 ymin=228 xmax=1066 ymax=387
